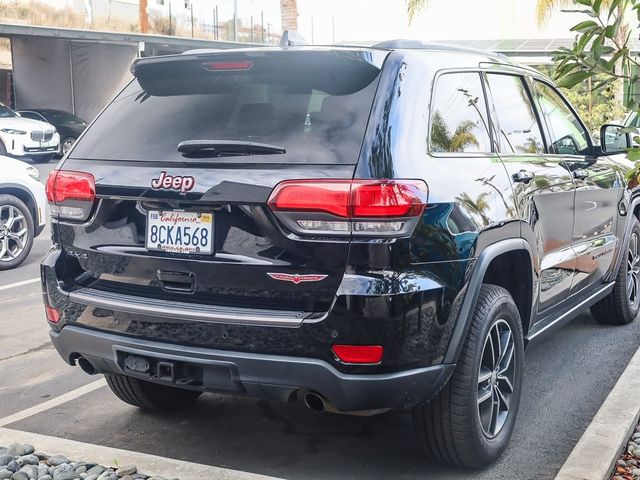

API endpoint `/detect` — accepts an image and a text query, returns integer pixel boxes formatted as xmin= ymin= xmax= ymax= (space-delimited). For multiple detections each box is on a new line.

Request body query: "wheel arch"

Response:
xmin=0 ymin=184 xmax=38 ymax=235
xmin=443 ymin=238 xmax=535 ymax=364
xmin=607 ymin=192 xmax=640 ymax=283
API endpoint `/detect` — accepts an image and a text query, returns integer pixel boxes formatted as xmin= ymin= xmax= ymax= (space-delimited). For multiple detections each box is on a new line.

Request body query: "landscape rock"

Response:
xmin=86 ymin=467 xmax=105 ymax=477
xmin=116 ymin=466 xmax=136 ymax=477
xmin=49 ymin=456 xmax=71 ymax=467
xmin=0 ymin=443 xmax=175 ymax=480
xmin=16 ymin=456 xmax=38 ymax=467
xmin=6 ymin=446 xmax=25 ymax=458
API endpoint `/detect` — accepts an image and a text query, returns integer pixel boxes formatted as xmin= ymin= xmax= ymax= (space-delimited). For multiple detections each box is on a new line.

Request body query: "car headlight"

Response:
xmin=25 ymin=166 xmax=39 ymax=180
xmin=1 ymin=128 xmax=26 ymax=135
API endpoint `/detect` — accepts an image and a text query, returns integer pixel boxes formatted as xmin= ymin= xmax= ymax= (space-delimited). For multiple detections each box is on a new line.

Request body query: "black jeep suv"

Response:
xmin=41 ymin=42 xmax=639 ymax=468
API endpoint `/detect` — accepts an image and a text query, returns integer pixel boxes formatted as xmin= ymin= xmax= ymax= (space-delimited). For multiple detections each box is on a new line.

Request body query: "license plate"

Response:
xmin=146 ymin=210 xmax=213 ymax=255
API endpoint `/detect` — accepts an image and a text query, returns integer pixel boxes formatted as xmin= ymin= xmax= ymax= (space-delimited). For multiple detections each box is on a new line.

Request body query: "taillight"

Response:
xmin=45 ymin=305 xmax=61 ymax=324
xmin=268 ymin=179 xmax=427 ymax=237
xmin=46 ymin=170 xmax=96 ymax=221
xmin=332 ymin=345 xmax=384 ymax=364
xmin=202 ymin=61 xmax=254 ymax=71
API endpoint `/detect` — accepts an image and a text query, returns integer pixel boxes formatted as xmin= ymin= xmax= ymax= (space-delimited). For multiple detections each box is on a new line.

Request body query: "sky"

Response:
xmin=41 ymin=0 xmax=593 ymax=43
xmin=295 ymin=0 xmax=590 ymax=43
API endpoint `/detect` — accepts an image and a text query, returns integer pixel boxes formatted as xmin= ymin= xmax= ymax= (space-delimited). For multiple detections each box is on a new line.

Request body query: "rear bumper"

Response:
xmin=51 ymin=325 xmax=454 ymax=412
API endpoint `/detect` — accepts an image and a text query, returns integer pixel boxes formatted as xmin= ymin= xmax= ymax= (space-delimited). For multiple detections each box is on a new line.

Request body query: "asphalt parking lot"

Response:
xmin=1 ymin=159 xmax=640 ymax=480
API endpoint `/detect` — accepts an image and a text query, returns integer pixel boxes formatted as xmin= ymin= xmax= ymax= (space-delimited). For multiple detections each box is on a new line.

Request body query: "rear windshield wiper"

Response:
xmin=177 ymin=140 xmax=286 ymax=158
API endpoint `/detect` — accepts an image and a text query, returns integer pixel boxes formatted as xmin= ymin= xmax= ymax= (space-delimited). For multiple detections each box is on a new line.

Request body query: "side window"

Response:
xmin=430 ymin=72 xmax=492 ymax=154
xmin=534 ymin=81 xmax=590 ymax=156
xmin=20 ymin=111 xmax=41 ymax=121
xmin=485 ymin=74 xmax=544 ymax=154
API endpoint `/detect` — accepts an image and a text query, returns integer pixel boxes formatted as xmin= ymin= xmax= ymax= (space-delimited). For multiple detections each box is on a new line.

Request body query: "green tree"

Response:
xmin=553 ymin=0 xmax=640 ymax=174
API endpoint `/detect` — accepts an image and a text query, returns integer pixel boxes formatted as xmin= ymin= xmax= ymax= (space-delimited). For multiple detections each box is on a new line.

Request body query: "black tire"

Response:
xmin=0 ymin=194 xmax=34 ymax=270
xmin=31 ymin=154 xmax=55 ymax=164
xmin=105 ymin=374 xmax=202 ymax=411
xmin=412 ymin=284 xmax=524 ymax=469
xmin=60 ymin=137 xmax=76 ymax=157
xmin=591 ymin=218 xmax=640 ymax=325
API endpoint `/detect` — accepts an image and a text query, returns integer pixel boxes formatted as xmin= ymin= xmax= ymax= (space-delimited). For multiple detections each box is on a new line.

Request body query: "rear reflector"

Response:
xmin=202 ymin=61 xmax=254 ymax=71
xmin=46 ymin=170 xmax=96 ymax=221
xmin=268 ymin=179 xmax=427 ymax=237
xmin=45 ymin=306 xmax=61 ymax=324
xmin=332 ymin=345 xmax=384 ymax=364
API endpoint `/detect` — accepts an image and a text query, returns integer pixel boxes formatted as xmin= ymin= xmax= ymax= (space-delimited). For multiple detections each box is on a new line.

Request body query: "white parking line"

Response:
xmin=0 ymin=379 xmax=106 ymax=427
xmin=0 ymin=277 xmax=40 ymax=292
xmin=0 ymin=426 xmax=283 ymax=480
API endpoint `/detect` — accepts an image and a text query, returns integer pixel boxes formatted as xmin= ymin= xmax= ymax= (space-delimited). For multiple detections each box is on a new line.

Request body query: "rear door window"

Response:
xmin=485 ymin=73 xmax=545 ymax=154
xmin=429 ymin=72 xmax=492 ymax=154
xmin=71 ymin=52 xmax=383 ymax=164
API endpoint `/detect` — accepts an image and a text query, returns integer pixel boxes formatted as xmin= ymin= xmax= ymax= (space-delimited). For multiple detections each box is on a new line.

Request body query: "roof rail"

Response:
xmin=372 ymin=39 xmax=431 ymax=49
xmin=372 ymin=39 xmax=512 ymax=60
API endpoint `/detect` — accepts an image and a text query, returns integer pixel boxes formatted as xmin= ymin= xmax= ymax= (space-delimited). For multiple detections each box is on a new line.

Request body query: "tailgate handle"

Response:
xmin=157 ymin=270 xmax=195 ymax=294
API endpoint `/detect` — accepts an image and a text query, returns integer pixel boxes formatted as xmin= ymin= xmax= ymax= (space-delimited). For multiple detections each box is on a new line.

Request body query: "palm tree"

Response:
xmin=280 ymin=0 xmax=298 ymax=31
xmin=406 ymin=0 xmax=431 ymax=23
xmin=431 ymin=111 xmax=480 ymax=152
xmin=536 ymin=0 xmax=571 ymax=26
xmin=455 ymin=192 xmax=491 ymax=226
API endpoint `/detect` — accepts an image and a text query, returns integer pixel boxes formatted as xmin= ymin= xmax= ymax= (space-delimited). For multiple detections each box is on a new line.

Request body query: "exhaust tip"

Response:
xmin=76 ymin=356 xmax=97 ymax=375
xmin=303 ymin=392 xmax=326 ymax=413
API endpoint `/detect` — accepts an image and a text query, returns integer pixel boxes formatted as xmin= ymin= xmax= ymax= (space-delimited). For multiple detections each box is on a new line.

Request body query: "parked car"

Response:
xmin=0 ymin=156 xmax=46 ymax=269
xmin=0 ymin=103 xmax=60 ymax=163
xmin=42 ymin=42 xmax=638 ymax=468
xmin=18 ymin=109 xmax=87 ymax=157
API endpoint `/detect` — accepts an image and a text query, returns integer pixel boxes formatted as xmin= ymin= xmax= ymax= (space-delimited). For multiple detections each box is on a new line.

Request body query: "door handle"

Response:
xmin=512 ymin=170 xmax=535 ymax=184
xmin=573 ymin=169 xmax=589 ymax=180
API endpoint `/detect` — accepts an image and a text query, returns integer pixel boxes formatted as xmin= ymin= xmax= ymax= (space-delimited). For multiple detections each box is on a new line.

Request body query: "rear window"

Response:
xmin=72 ymin=51 xmax=383 ymax=164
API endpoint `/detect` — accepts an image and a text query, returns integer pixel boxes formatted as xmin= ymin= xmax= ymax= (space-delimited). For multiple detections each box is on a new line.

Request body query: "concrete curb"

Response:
xmin=0 ymin=426 xmax=282 ymax=480
xmin=555 ymin=345 xmax=640 ymax=480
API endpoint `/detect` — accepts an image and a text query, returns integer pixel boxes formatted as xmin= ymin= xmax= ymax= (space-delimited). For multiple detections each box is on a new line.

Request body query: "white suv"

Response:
xmin=0 ymin=103 xmax=60 ymax=163
xmin=0 ymin=155 xmax=47 ymax=269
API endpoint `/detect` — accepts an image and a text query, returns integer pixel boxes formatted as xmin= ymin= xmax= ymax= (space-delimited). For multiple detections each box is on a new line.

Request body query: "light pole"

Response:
xmin=233 ymin=0 xmax=238 ymax=41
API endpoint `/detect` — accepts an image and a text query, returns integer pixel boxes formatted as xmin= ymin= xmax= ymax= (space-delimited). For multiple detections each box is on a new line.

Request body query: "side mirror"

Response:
xmin=600 ymin=124 xmax=630 ymax=154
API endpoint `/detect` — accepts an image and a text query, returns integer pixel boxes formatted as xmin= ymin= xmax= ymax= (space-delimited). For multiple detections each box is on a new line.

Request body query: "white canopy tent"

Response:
xmin=0 ymin=24 xmax=245 ymax=121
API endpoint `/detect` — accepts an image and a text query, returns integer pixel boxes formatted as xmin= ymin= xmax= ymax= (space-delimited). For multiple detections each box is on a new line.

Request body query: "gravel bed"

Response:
xmin=612 ymin=422 xmax=640 ymax=479
xmin=0 ymin=443 xmax=178 ymax=480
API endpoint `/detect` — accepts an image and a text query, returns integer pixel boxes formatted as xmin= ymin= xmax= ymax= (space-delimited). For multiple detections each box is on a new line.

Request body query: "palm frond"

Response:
xmin=536 ymin=0 xmax=574 ymax=26
xmin=406 ymin=0 xmax=431 ymax=24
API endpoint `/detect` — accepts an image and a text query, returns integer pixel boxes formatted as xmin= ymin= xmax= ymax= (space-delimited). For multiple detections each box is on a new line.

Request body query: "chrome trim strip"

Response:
xmin=68 ymin=287 xmax=308 ymax=327
xmin=528 ymin=282 xmax=614 ymax=340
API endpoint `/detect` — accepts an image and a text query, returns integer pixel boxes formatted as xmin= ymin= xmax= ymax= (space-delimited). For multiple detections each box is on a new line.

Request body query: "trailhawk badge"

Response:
xmin=267 ymin=273 xmax=328 ymax=284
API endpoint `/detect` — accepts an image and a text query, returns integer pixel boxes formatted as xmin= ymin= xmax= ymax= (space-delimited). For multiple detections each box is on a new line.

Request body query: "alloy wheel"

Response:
xmin=628 ymin=232 xmax=640 ymax=309
xmin=0 ymin=204 xmax=29 ymax=263
xmin=477 ymin=319 xmax=516 ymax=438
xmin=62 ymin=138 xmax=75 ymax=156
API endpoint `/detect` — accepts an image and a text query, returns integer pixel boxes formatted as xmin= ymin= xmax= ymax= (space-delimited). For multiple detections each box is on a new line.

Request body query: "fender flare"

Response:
xmin=0 ymin=183 xmax=39 ymax=235
xmin=606 ymin=191 xmax=640 ymax=282
xmin=443 ymin=238 xmax=535 ymax=365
